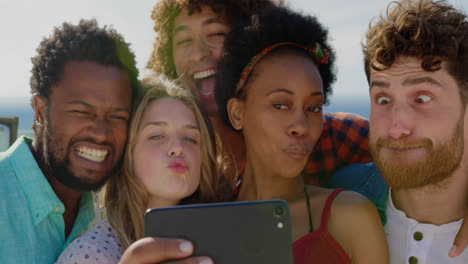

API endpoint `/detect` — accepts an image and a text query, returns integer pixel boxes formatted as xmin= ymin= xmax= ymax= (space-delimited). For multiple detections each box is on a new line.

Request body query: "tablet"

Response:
xmin=144 ymin=200 xmax=293 ymax=264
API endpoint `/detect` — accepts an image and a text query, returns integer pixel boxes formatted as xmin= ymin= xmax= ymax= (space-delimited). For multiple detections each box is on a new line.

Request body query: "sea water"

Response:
xmin=0 ymin=94 xmax=371 ymax=151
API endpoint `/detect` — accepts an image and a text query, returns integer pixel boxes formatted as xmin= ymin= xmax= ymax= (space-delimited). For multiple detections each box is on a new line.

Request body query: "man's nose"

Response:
xmin=388 ymin=103 xmax=413 ymax=139
xmin=189 ymin=37 xmax=210 ymax=63
xmin=89 ymin=117 xmax=111 ymax=142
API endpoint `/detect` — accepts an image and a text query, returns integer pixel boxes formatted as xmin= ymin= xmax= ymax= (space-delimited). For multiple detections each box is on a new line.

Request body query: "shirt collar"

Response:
xmin=8 ymin=136 xmax=63 ymax=225
xmin=387 ymin=188 xmax=463 ymax=232
xmin=64 ymin=191 xmax=96 ymax=247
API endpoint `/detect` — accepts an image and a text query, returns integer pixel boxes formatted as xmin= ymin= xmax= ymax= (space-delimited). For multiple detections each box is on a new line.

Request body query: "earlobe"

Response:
xmin=227 ymin=98 xmax=243 ymax=130
xmin=33 ymin=94 xmax=47 ymax=126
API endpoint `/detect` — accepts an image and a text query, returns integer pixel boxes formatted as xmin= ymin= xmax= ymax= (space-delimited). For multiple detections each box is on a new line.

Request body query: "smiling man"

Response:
xmin=0 ymin=19 xmax=138 ymax=263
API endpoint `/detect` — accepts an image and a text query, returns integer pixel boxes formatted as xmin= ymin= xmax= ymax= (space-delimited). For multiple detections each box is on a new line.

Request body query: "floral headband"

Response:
xmin=235 ymin=42 xmax=330 ymax=95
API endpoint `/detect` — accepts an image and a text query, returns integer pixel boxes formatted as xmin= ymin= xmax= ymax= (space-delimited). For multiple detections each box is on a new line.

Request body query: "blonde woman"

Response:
xmin=56 ymin=77 xmax=221 ymax=263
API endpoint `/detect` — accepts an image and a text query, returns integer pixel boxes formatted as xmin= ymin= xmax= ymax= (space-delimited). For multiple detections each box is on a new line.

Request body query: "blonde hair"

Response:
xmin=103 ymin=77 xmax=221 ymax=248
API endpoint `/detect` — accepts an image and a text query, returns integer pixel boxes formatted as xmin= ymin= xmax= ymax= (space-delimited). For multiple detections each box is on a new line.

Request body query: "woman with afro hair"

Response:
xmin=215 ymin=6 xmax=389 ymax=264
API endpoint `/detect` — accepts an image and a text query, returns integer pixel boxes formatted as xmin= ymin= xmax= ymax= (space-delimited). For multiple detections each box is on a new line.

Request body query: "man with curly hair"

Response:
xmin=147 ymin=0 xmax=373 ymax=188
xmin=328 ymin=0 xmax=468 ymax=262
xmin=0 ymin=19 xmax=139 ymax=263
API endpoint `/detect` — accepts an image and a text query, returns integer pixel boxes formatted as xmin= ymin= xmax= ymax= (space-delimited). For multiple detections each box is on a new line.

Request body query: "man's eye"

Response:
xmin=70 ymin=110 xmax=90 ymax=116
xmin=109 ymin=115 xmax=128 ymax=121
xmin=377 ymin=96 xmax=391 ymax=105
xmin=416 ymin=94 xmax=432 ymax=104
xmin=273 ymin=104 xmax=288 ymax=110
xmin=176 ymin=38 xmax=191 ymax=46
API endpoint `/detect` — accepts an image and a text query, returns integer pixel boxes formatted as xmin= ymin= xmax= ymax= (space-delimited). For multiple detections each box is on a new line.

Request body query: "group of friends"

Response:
xmin=1 ymin=0 xmax=468 ymax=263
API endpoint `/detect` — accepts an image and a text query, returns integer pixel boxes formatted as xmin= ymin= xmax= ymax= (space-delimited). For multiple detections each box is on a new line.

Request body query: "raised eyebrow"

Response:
xmin=402 ymin=77 xmax=442 ymax=87
xmin=369 ymin=80 xmax=389 ymax=90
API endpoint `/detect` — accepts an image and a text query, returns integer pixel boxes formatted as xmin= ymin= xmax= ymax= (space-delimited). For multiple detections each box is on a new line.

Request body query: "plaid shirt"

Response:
xmin=304 ymin=112 xmax=372 ymax=186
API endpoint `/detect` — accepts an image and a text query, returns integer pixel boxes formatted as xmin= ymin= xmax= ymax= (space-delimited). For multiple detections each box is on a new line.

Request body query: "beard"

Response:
xmin=41 ymin=117 xmax=119 ymax=192
xmin=370 ymin=119 xmax=464 ymax=189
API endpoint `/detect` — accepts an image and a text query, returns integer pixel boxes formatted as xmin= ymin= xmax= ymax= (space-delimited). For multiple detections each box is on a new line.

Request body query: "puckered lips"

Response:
xmin=192 ymin=68 xmax=216 ymax=100
xmin=283 ymin=144 xmax=312 ymax=161
xmin=168 ymin=158 xmax=188 ymax=174
xmin=377 ymin=138 xmax=431 ymax=161
xmin=73 ymin=143 xmax=112 ymax=171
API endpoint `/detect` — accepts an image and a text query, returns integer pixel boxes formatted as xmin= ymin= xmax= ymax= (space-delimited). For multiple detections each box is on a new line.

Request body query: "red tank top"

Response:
xmin=293 ymin=188 xmax=351 ymax=264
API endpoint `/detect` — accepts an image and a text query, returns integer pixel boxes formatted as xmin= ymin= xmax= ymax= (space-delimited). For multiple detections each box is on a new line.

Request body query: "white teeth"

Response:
xmin=193 ymin=69 xmax=216 ymax=80
xmin=75 ymin=146 xmax=108 ymax=162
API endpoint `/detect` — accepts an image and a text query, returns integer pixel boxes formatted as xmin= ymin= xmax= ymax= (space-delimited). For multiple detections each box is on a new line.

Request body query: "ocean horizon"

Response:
xmin=0 ymin=93 xmax=371 ymax=150
xmin=0 ymin=93 xmax=371 ymax=129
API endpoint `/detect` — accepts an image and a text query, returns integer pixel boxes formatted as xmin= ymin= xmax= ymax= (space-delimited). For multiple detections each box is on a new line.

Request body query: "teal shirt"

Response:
xmin=0 ymin=137 xmax=96 ymax=264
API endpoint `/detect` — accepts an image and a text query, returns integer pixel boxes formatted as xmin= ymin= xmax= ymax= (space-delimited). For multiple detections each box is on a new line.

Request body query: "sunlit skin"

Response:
xmin=230 ymin=51 xmax=389 ymax=263
xmin=32 ymin=60 xmax=131 ymax=235
xmin=229 ymin=51 xmax=324 ymax=188
xmin=369 ymin=57 xmax=463 ymax=167
xmin=171 ymin=6 xmax=245 ymax=182
xmin=172 ymin=6 xmax=229 ymax=117
xmin=369 ymin=56 xmax=468 ymax=225
xmin=369 ymin=57 xmax=464 ymax=190
xmin=133 ymin=97 xmax=201 ymax=208
xmin=231 ymin=50 xmax=325 ymax=241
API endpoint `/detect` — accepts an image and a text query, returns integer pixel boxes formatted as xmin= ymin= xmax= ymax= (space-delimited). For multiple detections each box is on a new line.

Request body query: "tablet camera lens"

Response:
xmin=275 ymin=206 xmax=284 ymax=217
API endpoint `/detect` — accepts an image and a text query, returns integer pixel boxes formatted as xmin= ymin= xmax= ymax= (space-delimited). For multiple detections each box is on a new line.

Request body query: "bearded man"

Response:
xmin=328 ymin=0 xmax=468 ymax=263
xmin=0 ymin=19 xmax=139 ymax=263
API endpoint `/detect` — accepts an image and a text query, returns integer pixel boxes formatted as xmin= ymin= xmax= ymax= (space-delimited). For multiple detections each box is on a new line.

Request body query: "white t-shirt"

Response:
xmin=385 ymin=190 xmax=468 ymax=264
xmin=56 ymin=220 xmax=123 ymax=264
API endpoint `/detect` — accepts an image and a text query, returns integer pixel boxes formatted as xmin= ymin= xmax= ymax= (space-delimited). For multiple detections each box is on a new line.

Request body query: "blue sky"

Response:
xmin=1 ymin=0 xmax=467 ymax=98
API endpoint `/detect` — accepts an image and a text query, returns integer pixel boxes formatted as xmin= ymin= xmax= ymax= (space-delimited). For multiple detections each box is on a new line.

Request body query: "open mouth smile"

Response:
xmin=74 ymin=145 xmax=108 ymax=163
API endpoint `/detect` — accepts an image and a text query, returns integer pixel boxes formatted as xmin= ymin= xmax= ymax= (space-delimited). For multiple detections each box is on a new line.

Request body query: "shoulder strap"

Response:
xmin=320 ymin=188 xmax=345 ymax=230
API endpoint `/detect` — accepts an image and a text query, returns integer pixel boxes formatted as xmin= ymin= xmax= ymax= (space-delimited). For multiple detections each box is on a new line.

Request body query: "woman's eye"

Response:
xmin=308 ymin=106 xmax=322 ymax=113
xmin=273 ymin=104 xmax=288 ymax=110
xmin=184 ymin=137 xmax=198 ymax=144
xmin=149 ymin=135 xmax=162 ymax=140
xmin=416 ymin=94 xmax=432 ymax=104
xmin=377 ymin=96 xmax=391 ymax=105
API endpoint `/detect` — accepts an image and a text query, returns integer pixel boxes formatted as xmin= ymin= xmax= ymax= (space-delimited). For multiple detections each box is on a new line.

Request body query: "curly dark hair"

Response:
xmin=215 ymin=6 xmax=336 ymax=129
xmin=363 ymin=0 xmax=468 ymax=102
xmin=147 ymin=0 xmax=281 ymax=80
xmin=30 ymin=19 xmax=139 ymax=105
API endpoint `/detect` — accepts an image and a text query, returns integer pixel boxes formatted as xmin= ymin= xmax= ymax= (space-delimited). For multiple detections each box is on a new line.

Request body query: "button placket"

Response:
xmin=407 ymin=224 xmax=432 ymax=264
